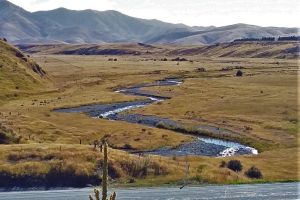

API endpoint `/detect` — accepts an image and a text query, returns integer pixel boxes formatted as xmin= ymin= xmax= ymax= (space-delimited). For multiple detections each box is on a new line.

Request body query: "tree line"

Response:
xmin=234 ymin=35 xmax=300 ymax=42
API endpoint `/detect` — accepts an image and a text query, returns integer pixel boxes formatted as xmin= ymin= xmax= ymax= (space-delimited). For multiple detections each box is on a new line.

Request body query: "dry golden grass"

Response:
xmin=136 ymin=58 xmax=298 ymax=151
xmin=0 ymin=143 xmax=185 ymax=187
xmin=0 ymin=43 xmax=299 ymax=186
xmin=0 ymin=41 xmax=51 ymax=104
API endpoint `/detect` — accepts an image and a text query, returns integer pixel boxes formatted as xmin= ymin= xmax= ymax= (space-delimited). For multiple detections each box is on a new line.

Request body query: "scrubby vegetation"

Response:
xmin=0 ymin=124 xmax=21 ymax=144
xmin=278 ymin=36 xmax=300 ymax=41
xmin=0 ymin=144 xmax=175 ymax=188
xmin=234 ymin=36 xmax=300 ymax=42
xmin=236 ymin=70 xmax=243 ymax=77
xmin=219 ymin=160 xmax=227 ymax=168
xmin=245 ymin=166 xmax=263 ymax=179
xmin=227 ymin=160 xmax=243 ymax=172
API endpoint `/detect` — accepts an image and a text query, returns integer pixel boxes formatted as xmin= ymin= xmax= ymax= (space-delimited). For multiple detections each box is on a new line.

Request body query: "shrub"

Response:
xmin=123 ymin=143 xmax=133 ymax=150
xmin=236 ymin=70 xmax=243 ymax=77
xmin=172 ymin=57 xmax=187 ymax=61
xmin=245 ymin=166 xmax=263 ymax=179
xmin=227 ymin=160 xmax=243 ymax=172
xmin=128 ymin=178 xmax=135 ymax=183
xmin=195 ymin=67 xmax=207 ymax=72
xmin=120 ymin=157 xmax=167 ymax=178
xmin=219 ymin=160 xmax=227 ymax=168
xmin=0 ymin=130 xmax=21 ymax=144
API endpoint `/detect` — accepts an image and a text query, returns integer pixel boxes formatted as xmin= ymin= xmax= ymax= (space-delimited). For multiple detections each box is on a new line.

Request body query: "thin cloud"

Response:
xmin=31 ymin=0 xmax=51 ymax=4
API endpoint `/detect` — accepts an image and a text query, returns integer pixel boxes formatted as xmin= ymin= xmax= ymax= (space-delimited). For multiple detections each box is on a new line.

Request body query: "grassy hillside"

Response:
xmin=0 ymin=40 xmax=50 ymax=144
xmin=146 ymin=24 xmax=299 ymax=44
xmin=0 ymin=40 xmax=48 ymax=101
xmin=168 ymin=41 xmax=300 ymax=59
xmin=18 ymin=41 xmax=300 ymax=59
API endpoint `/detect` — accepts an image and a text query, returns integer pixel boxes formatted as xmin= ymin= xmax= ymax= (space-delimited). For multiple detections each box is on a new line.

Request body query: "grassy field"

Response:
xmin=0 ymin=42 xmax=299 ymax=187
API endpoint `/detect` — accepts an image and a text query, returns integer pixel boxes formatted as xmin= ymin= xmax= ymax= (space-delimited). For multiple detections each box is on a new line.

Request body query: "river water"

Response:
xmin=55 ymin=79 xmax=258 ymax=157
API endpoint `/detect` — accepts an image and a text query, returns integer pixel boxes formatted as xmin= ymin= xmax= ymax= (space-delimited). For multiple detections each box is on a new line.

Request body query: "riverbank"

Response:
xmin=55 ymin=78 xmax=258 ymax=157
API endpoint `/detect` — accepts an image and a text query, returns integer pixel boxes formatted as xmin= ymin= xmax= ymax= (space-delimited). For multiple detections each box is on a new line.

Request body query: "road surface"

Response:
xmin=0 ymin=182 xmax=298 ymax=200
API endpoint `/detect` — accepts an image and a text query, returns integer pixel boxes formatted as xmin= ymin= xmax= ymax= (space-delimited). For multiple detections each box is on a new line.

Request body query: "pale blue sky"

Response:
xmin=8 ymin=0 xmax=300 ymax=27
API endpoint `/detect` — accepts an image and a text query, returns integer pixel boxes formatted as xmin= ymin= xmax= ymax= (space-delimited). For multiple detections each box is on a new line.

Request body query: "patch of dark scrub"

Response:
xmin=0 ymin=127 xmax=21 ymax=144
xmin=137 ymin=43 xmax=155 ymax=48
xmin=119 ymin=158 xmax=167 ymax=178
xmin=0 ymin=168 xmax=100 ymax=188
xmin=283 ymin=46 xmax=300 ymax=54
xmin=31 ymin=63 xmax=46 ymax=77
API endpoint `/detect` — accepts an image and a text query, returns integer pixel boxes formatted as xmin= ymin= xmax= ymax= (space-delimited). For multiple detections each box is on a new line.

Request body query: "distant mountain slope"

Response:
xmin=0 ymin=39 xmax=47 ymax=100
xmin=0 ymin=0 xmax=298 ymax=44
xmin=0 ymin=0 xmax=42 ymax=41
xmin=32 ymin=8 xmax=194 ymax=43
xmin=167 ymin=41 xmax=300 ymax=59
xmin=0 ymin=0 xmax=194 ymax=44
xmin=148 ymin=24 xmax=299 ymax=44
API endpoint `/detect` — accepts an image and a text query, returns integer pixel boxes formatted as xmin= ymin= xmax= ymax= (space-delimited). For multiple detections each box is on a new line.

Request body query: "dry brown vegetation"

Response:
xmin=0 ymin=41 xmax=299 ymax=187
xmin=18 ymin=41 xmax=299 ymax=59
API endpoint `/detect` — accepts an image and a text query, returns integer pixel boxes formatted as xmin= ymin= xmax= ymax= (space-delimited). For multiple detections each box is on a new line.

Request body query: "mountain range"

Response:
xmin=0 ymin=0 xmax=298 ymax=45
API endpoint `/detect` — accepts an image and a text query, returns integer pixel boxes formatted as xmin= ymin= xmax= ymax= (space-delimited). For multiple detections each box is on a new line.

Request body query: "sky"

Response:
xmin=8 ymin=0 xmax=300 ymax=27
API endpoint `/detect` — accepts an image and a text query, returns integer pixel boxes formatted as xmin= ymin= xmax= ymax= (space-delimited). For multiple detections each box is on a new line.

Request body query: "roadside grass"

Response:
xmin=1 ymin=144 xmax=297 ymax=188
xmin=0 ymin=144 xmax=183 ymax=187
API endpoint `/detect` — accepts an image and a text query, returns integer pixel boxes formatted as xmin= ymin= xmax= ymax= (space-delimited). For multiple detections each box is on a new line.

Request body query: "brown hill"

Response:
xmin=0 ymin=39 xmax=47 ymax=100
xmin=18 ymin=41 xmax=300 ymax=59
xmin=167 ymin=41 xmax=299 ymax=59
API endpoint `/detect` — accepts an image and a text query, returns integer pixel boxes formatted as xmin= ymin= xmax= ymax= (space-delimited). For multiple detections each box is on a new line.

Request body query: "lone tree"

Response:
xmin=89 ymin=141 xmax=116 ymax=200
xmin=227 ymin=160 xmax=243 ymax=172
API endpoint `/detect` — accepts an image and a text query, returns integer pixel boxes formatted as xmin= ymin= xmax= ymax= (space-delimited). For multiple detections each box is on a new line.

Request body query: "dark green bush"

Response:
xmin=227 ymin=160 xmax=243 ymax=172
xmin=245 ymin=166 xmax=263 ymax=179
xmin=236 ymin=70 xmax=243 ymax=77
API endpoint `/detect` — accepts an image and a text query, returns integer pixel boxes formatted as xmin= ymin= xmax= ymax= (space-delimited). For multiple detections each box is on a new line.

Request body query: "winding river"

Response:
xmin=55 ymin=78 xmax=257 ymax=157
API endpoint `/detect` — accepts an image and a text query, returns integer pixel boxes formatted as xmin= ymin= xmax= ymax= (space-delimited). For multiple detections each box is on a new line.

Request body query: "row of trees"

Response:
xmin=234 ymin=35 xmax=300 ymax=42
xmin=278 ymin=36 xmax=300 ymax=41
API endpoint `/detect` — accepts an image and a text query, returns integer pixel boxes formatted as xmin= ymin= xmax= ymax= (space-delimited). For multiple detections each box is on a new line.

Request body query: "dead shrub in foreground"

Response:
xmin=120 ymin=156 xmax=168 ymax=178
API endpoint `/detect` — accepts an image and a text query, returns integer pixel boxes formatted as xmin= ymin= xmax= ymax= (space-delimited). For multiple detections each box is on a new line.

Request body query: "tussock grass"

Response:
xmin=0 ymin=144 xmax=182 ymax=187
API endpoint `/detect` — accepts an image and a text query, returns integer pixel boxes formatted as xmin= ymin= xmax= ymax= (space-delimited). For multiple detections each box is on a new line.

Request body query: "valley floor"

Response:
xmin=0 ymin=52 xmax=298 ymax=187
